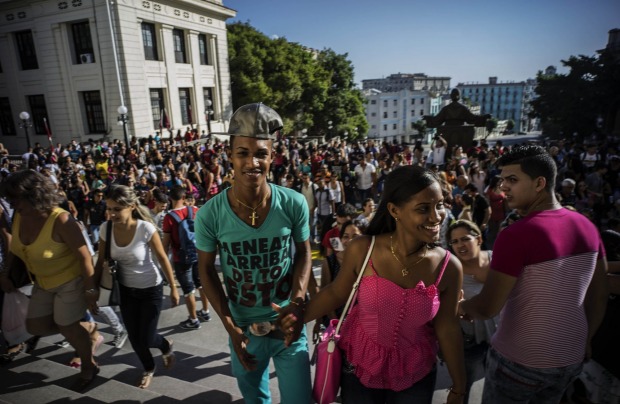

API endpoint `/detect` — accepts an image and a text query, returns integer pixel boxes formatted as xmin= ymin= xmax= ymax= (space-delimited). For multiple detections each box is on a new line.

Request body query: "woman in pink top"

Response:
xmin=299 ymin=165 xmax=466 ymax=403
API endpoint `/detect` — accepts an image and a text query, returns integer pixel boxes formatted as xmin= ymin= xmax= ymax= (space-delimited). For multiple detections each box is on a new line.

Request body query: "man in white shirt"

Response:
xmin=354 ymin=159 xmax=376 ymax=208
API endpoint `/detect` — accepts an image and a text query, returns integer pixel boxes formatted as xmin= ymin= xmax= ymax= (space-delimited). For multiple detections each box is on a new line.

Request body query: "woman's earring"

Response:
xmin=394 ymin=217 xmax=399 ymax=222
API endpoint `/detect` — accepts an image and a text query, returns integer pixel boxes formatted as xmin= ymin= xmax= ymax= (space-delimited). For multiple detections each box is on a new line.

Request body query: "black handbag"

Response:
xmin=99 ymin=221 xmax=121 ymax=307
xmin=8 ymin=254 xmax=33 ymax=289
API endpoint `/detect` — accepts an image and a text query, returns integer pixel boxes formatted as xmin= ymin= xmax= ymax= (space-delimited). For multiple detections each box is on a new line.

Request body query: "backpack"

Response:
xmin=170 ymin=207 xmax=197 ymax=264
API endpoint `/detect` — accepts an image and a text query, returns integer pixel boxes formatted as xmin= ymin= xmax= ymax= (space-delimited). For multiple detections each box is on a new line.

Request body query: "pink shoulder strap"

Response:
xmin=434 ymin=250 xmax=451 ymax=286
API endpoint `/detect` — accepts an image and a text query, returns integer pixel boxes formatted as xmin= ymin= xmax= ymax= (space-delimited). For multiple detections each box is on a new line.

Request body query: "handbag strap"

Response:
xmin=334 ymin=235 xmax=375 ymax=335
xmin=105 ymin=220 xmax=112 ymax=262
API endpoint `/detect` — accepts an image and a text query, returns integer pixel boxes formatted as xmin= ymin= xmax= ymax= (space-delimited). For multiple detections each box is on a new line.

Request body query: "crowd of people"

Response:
xmin=0 ymin=99 xmax=617 ymax=403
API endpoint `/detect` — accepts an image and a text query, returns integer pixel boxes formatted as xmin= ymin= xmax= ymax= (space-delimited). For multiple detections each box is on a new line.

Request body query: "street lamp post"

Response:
xmin=204 ymin=99 xmax=213 ymax=136
xmin=18 ymin=111 xmax=33 ymax=150
xmin=117 ymin=105 xmax=130 ymax=150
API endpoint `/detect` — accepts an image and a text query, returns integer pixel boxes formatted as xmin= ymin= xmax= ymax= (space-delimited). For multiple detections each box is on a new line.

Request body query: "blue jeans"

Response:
xmin=173 ymin=261 xmax=200 ymax=295
xmin=229 ymin=330 xmax=311 ymax=404
xmin=482 ymin=348 xmax=583 ymax=404
xmin=340 ymin=362 xmax=436 ymax=404
xmin=119 ymin=283 xmax=170 ymax=372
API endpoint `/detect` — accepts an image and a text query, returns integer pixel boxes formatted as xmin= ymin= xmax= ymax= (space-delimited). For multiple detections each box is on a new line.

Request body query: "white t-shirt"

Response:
xmin=101 ymin=219 xmax=162 ymax=288
xmin=354 ymin=163 xmax=376 ymax=190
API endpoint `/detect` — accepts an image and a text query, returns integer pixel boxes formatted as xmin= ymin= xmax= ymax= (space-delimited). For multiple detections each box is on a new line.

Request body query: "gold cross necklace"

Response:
xmin=232 ymin=186 xmax=270 ymax=226
xmin=390 ymin=234 xmax=427 ymax=277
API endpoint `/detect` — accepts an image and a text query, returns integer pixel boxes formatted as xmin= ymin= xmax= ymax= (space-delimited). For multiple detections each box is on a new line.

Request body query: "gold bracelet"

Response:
xmin=448 ymin=387 xmax=466 ymax=397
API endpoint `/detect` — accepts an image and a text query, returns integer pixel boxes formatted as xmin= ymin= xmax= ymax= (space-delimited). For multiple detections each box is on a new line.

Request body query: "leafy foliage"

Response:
xmin=530 ymin=52 xmax=620 ymax=139
xmin=227 ymin=22 xmax=367 ymax=139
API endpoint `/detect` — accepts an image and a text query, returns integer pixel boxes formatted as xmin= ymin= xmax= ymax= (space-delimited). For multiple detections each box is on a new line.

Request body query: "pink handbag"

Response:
xmin=312 ymin=236 xmax=376 ymax=404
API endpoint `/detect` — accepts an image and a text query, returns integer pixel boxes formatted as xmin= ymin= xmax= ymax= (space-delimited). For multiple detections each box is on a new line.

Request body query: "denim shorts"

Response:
xmin=173 ymin=261 xmax=200 ymax=295
xmin=482 ymin=347 xmax=583 ymax=404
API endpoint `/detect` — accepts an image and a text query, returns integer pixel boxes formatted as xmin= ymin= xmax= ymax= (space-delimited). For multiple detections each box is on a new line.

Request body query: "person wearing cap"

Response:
xmin=195 ymin=103 xmax=312 ymax=403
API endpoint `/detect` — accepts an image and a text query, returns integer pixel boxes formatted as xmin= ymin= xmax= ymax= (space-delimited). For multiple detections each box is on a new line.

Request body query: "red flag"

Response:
xmin=159 ymin=108 xmax=170 ymax=131
xmin=43 ymin=117 xmax=54 ymax=152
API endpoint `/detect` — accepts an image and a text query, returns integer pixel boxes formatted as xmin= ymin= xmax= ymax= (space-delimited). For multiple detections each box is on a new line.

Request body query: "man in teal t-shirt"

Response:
xmin=195 ymin=103 xmax=312 ymax=404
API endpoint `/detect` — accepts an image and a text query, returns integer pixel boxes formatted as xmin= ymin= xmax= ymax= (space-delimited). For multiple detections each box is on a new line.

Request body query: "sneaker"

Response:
xmin=113 ymin=330 xmax=129 ymax=349
xmin=179 ymin=318 xmax=201 ymax=330
xmin=56 ymin=339 xmax=71 ymax=348
xmin=196 ymin=310 xmax=211 ymax=322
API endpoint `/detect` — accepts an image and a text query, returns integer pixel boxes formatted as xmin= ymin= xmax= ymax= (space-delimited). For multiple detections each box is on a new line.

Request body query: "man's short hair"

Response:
xmin=169 ymin=185 xmax=187 ymax=201
xmin=336 ymin=203 xmax=357 ymax=218
xmin=497 ymin=145 xmax=557 ymax=191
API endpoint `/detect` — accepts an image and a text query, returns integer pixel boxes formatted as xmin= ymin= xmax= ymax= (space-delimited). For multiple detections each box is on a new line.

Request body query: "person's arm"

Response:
xmin=56 ymin=213 xmax=98 ymax=313
xmin=339 ymin=181 xmax=345 ymax=204
xmin=148 ymin=230 xmax=179 ymax=307
xmin=481 ymin=205 xmax=491 ymax=230
xmin=434 ymin=254 xmax=467 ymax=401
xmin=198 ymin=249 xmax=257 ymax=370
xmin=459 ymin=269 xmax=518 ymax=319
xmin=584 ymin=257 xmax=609 ymax=359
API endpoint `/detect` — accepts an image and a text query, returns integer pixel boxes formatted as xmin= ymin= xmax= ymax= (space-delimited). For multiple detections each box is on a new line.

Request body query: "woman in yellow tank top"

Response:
xmin=1 ymin=170 xmax=100 ymax=390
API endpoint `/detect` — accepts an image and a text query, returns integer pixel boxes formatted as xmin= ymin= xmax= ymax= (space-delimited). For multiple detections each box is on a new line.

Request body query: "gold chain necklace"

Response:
xmin=232 ymin=186 xmax=269 ymax=226
xmin=390 ymin=234 xmax=427 ymax=277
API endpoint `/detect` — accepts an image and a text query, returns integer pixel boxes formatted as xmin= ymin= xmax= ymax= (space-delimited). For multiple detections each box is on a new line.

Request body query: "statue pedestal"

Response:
xmin=438 ymin=126 xmax=476 ymax=148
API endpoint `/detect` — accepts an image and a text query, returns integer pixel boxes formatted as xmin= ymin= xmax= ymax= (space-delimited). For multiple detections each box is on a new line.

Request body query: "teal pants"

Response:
xmin=229 ymin=330 xmax=311 ymax=404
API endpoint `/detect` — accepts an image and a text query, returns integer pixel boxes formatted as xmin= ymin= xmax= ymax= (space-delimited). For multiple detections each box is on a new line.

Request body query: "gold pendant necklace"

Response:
xmin=232 ymin=186 xmax=269 ymax=226
xmin=390 ymin=234 xmax=427 ymax=277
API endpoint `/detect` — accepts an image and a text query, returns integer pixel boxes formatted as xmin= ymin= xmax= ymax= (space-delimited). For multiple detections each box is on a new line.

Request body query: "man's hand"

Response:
xmin=272 ymin=302 xmax=304 ymax=347
xmin=230 ymin=327 xmax=257 ymax=371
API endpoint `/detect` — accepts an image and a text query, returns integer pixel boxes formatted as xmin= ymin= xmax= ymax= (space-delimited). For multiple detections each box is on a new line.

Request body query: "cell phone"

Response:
xmin=330 ymin=237 xmax=344 ymax=252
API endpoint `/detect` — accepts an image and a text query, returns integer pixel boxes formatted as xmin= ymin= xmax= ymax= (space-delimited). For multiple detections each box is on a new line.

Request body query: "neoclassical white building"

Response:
xmin=0 ymin=0 xmax=236 ymax=151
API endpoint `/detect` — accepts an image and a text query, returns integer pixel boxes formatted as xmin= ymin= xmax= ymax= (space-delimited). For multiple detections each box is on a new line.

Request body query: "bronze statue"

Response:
xmin=424 ymin=89 xmax=490 ymax=128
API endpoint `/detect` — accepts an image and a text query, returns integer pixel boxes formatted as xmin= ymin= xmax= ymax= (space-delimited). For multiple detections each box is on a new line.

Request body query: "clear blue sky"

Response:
xmin=223 ymin=0 xmax=619 ymax=87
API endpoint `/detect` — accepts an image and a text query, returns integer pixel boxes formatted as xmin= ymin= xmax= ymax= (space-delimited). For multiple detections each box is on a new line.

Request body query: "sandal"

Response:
xmin=68 ymin=352 xmax=81 ymax=369
xmin=71 ymin=365 xmax=100 ymax=391
xmin=137 ymin=369 xmax=155 ymax=389
xmin=162 ymin=339 xmax=175 ymax=369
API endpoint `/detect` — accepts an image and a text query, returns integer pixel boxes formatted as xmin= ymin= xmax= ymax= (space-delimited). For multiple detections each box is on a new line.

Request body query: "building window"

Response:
xmin=72 ymin=21 xmax=95 ymax=64
xmin=393 ymin=100 xmax=397 ymax=106
xmin=371 ymin=112 xmax=376 ymax=117
xmin=173 ymin=29 xmax=187 ymax=64
xmin=0 ymin=98 xmax=16 ymax=135
xmin=392 ymin=123 xmax=397 ymax=130
xmin=370 ymin=100 xmax=376 ymax=105
xmin=383 ymin=100 xmax=387 ymax=108
xmin=15 ymin=30 xmax=38 ymax=70
xmin=383 ymin=124 xmax=387 ymax=131
xmin=198 ymin=34 xmax=209 ymax=65
xmin=420 ymin=98 xmax=425 ymax=104
xmin=383 ymin=112 xmax=387 ymax=119
xmin=82 ymin=91 xmax=105 ymax=133
xmin=420 ymin=109 xmax=424 ymax=116
xmin=179 ymin=88 xmax=192 ymax=125
xmin=393 ymin=111 xmax=397 ymax=118
xmin=150 ymin=88 xmax=165 ymax=130
xmin=27 ymin=95 xmax=48 ymax=135
xmin=142 ymin=22 xmax=159 ymax=61
xmin=411 ymin=110 xmax=415 ymax=117
xmin=411 ymin=122 xmax=415 ymax=129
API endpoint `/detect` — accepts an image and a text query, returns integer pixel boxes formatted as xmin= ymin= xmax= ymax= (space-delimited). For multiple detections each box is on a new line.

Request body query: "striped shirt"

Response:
xmin=490 ymin=208 xmax=604 ymax=368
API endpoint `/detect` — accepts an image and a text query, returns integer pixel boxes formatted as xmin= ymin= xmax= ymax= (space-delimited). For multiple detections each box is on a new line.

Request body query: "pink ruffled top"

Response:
xmin=338 ymin=251 xmax=450 ymax=391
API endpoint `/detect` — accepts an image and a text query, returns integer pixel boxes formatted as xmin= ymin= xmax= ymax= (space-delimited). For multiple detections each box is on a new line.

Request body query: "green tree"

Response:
xmin=412 ymin=120 xmax=427 ymax=138
xmin=505 ymin=119 xmax=515 ymax=134
xmin=227 ymin=22 xmax=367 ymax=138
xmin=485 ymin=118 xmax=498 ymax=139
xmin=530 ymin=52 xmax=620 ymax=140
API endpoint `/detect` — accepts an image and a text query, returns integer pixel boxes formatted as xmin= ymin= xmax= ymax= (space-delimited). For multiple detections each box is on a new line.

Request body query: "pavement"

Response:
xmin=0 ymin=249 xmax=483 ymax=403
